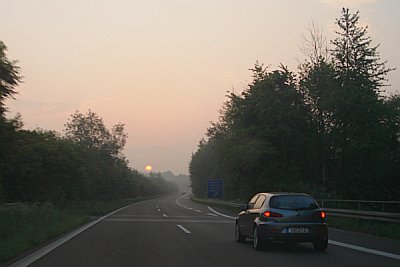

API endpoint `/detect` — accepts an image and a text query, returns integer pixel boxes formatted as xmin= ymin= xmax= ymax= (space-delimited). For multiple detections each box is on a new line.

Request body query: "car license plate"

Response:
xmin=288 ymin=227 xmax=309 ymax=234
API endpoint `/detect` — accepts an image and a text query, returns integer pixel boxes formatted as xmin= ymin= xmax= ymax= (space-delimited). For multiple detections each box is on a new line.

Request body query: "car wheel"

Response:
xmin=253 ymin=226 xmax=264 ymax=251
xmin=235 ymin=222 xmax=246 ymax=242
xmin=313 ymin=238 xmax=328 ymax=252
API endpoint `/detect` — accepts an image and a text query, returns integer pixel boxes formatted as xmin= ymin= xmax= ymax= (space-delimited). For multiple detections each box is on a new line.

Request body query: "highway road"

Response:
xmin=9 ymin=194 xmax=400 ymax=266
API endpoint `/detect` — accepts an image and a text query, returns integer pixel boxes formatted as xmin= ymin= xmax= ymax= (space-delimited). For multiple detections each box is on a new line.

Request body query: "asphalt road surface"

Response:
xmin=9 ymin=194 xmax=400 ymax=267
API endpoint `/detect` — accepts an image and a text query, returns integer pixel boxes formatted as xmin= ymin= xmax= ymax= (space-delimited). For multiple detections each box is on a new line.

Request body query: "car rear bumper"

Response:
xmin=257 ymin=222 xmax=328 ymax=242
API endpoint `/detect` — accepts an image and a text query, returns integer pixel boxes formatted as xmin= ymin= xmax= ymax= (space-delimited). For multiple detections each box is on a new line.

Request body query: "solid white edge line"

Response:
xmin=206 ymin=206 xmax=400 ymax=260
xmin=175 ymin=194 xmax=188 ymax=209
xmin=8 ymin=199 xmax=150 ymax=267
xmin=207 ymin=206 xmax=236 ymax=220
xmin=177 ymin=224 xmax=191 ymax=234
xmin=329 ymin=240 xmax=400 ymax=260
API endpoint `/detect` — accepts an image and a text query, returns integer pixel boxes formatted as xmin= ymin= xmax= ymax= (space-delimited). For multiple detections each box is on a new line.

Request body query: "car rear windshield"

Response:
xmin=269 ymin=195 xmax=318 ymax=211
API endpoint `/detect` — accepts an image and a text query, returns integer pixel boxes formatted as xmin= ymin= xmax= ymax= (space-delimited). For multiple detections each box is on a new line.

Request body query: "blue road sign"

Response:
xmin=208 ymin=179 xmax=223 ymax=198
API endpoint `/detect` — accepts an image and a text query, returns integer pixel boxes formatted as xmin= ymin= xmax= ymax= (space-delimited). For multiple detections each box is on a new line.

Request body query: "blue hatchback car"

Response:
xmin=235 ymin=192 xmax=328 ymax=251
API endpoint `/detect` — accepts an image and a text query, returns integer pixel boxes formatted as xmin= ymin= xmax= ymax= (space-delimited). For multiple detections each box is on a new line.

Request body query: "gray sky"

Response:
xmin=1 ymin=0 xmax=399 ymax=174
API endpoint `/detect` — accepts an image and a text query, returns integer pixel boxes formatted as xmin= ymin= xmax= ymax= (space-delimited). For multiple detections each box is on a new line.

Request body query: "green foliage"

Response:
xmin=65 ymin=110 xmax=127 ymax=158
xmin=325 ymin=8 xmax=396 ymax=199
xmin=4 ymin=130 xmax=87 ymax=202
xmin=190 ymin=8 xmax=399 ymax=202
xmin=331 ymin=8 xmax=393 ymax=90
xmin=0 ymin=95 xmax=177 ymax=204
xmin=0 ymin=115 xmax=22 ymax=203
xmin=0 ymin=203 xmax=88 ymax=264
xmin=191 ymin=66 xmax=320 ymax=201
xmin=0 ymin=41 xmax=21 ymax=116
xmin=327 ymin=216 xmax=400 ymax=241
xmin=189 ymin=139 xmax=220 ymax=198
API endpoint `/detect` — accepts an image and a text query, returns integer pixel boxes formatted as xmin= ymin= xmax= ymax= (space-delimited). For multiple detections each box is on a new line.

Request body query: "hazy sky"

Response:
xmin=1 ymin=0 xmax=399 ymax=174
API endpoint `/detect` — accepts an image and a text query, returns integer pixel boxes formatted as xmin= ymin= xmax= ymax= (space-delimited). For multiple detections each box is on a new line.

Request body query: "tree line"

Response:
xmin=189 ymin=8 xmax=400 ymax=201
xmin=0 ymin=43 xmax=177 ymax=205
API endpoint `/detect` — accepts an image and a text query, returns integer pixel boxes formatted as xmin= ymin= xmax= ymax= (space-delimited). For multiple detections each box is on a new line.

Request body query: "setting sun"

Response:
xmin=145 ymin=165 xmax=153 ymax=172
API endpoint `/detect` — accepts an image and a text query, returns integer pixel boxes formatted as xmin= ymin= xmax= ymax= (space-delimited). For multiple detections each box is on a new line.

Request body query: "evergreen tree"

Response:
xmin=328 ymin=8 xmax=394 ymax=198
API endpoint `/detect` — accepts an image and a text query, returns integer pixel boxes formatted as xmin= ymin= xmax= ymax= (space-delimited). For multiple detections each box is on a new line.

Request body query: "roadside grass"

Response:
xmin=327 ymin=216 xmax=400 ymax=241
xmin=0 ymin=203 xmax=88 ymax=264
xmin=0 ymin=198 xmax=148 ymax=265
xmin=62 ymin=198 xmax=142 ymax=216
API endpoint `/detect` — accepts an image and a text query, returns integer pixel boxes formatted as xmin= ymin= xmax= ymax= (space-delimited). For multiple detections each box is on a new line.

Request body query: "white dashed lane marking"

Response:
xmin=207 ymin=206 xmax=236 ymax=220
xmin=177 ymin=225 xmax=191 ymax=234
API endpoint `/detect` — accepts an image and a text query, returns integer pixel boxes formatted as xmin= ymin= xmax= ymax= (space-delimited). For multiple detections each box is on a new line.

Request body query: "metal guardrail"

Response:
xmin=191 ymin=197 xmax=400 ymax=223
xmin=322 ymin=208 xmax=400 ymax=223
xmin=317 ymin=199 xmax=400 ymax=213
xmin=317 ymin=199 xmax=400 ymax=223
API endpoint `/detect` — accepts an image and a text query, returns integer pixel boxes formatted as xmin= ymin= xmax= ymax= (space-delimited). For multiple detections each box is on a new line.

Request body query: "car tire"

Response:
xmin=253 ymin=226 xmax=264 ymax=251
xmin=313 ymin=238 xmax=328 ymax=252
xmin=235 ymin=222 xmax=246 ymax=242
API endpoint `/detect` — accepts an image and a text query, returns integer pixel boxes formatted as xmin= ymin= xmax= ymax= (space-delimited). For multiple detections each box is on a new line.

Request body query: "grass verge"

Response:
xmin=0 ymin=198 xmax=149 ymax=265
xmin=327 ymin=216 xmax=400 ymax=241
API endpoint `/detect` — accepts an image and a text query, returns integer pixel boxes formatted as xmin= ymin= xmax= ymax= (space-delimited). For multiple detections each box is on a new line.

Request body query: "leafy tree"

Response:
xmin=0 ymin=41 xmax=21 ymax=117
xmin=192 ymin=65 xmax=317 ymax=201
xmin=0 ymin=118 xmax=17 ymax=202
xmin=190 ymin=8 xmax=399 ymax=201
xmin=298 ymin=22 xmax=338 ymax=192
xmin=3 ymin=130 xmax=86 ymax=203
xmin=189 ymin=139 xmax=220 ymax=198
xmin=0 ymin=40 xmax=22 ymax=201
xmin=237 ymin=66 xmax=315 ymax=197
xmin=111 ymin=123 xmax=128 ymax=158
xmin=0 ymin=41 xmax=177 ymax=204
xmin=379 ymin=95 xmax=400 ymax=200
xmin=299 ymin=60 xmax=337 ymax=189
xmin=64 ymin=110 xmax=127 ymax=158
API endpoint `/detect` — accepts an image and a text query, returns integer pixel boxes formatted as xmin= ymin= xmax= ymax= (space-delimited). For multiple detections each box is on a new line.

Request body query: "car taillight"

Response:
xmin=263 ymin=211 xmax=283 ymax=218
xmin=320 ymin=211 xmax=326 ymax=219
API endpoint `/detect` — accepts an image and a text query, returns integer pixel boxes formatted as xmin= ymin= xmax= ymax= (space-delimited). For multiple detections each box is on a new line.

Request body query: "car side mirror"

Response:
xmin=240 ymin=204 xmax=247 ymax=211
